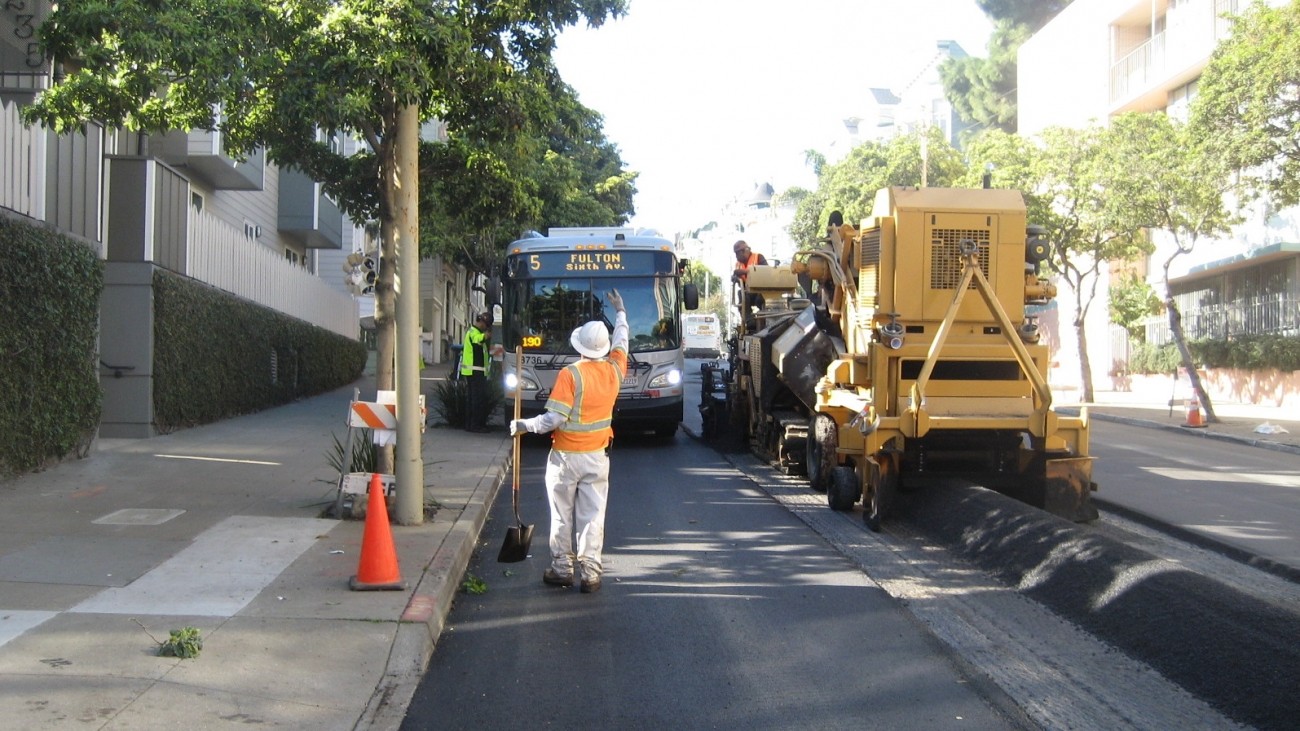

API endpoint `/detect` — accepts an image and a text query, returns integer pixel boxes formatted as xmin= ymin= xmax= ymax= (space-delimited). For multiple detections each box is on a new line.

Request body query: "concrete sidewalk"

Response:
xmin=1061 ymin=388 xmax=1300 ymax=456
xmin=0 ymin=365 xmax=1295 ymax=731
xmin=0 ymin=372 xmax=512 ymax=731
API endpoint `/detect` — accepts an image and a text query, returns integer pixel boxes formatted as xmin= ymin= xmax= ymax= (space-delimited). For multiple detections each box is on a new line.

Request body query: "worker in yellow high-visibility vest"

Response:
xmin=460 ymin=312 xmax=492 ymax=433
xmin=510 ymin=289 xmax=627 ymax=594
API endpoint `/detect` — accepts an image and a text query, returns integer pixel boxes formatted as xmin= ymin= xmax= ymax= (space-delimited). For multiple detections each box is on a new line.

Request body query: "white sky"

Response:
xmin=553 ymin=0 xmax=993 ymax=235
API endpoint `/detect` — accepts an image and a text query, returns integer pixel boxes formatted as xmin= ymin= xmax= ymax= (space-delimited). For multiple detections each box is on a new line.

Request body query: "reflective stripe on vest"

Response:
xmin=562 ymin=363 xmax=614 ymax=433
xmin=551 ymin=359 xmax=621 ymax=452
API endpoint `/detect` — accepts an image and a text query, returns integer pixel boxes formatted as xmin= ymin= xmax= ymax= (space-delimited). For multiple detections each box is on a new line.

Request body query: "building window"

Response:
xmin=191 ymin=191 xmax=204 ymax=213
xmin=285 ymin=249 xmax=300 ymax=266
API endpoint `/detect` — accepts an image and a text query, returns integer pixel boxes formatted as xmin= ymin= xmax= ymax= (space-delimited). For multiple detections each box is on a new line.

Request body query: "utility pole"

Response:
xmin=394 ymin=103 xmax=423 ymax=525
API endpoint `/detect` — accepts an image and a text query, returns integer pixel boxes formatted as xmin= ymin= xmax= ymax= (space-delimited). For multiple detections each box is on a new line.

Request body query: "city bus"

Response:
xmin=498 ymin=228 xmax=699 ymax=437
xmin=681 ymin=312 xmax=723 ymax=359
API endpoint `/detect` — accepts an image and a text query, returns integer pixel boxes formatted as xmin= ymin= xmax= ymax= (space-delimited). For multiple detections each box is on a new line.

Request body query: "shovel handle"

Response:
xmin=512 ymin=346 xmax=522 ymax=496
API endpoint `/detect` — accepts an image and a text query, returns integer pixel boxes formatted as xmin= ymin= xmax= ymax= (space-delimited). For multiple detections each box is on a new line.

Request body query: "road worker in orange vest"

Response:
xmin=509 ymin=289 xmax=628 ymax=594
xmin=731 ymin=239 xmax=769 ymax=320
xmin=730 ymin=239 xmax=768 ymax=283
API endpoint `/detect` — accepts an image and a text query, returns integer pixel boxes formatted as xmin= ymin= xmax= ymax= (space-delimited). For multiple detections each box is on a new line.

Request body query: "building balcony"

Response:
xmin=277 ymin=166 xmax=343 ymax=250
xmin=1108 ymin=0 xmax=1239 ymax=113
xmin=155 ymin=128 xmax=264 ymax=191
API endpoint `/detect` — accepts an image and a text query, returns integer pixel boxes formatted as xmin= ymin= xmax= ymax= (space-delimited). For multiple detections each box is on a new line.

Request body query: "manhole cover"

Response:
xmin=92 ymin=508 xmax=186 ymax=526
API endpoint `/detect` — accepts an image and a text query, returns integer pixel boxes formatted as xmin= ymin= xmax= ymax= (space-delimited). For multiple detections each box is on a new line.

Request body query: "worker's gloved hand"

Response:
xmin=731 ymin=271 xmax=742 ymax=283
xmin=509 ymin=419 xmax=529 ymax=437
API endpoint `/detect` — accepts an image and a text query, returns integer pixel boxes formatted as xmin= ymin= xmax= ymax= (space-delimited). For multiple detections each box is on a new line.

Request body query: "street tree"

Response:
xmin=1109 ymin=274 xmax=1163 ymax=345
xmin=955 ymin=128 xmax=1040 ymax=198
xmin=939 ymin=20 xmax=1028 ymax=133
xmin=962 ymin=125 xmax=1150 ymax=403
xmin=1105 ymin=112 xmax=1241 ymax=423
xmin=421 ymin=78 xmax=636 ymax=311
xmin=974 ymin=0 xmax=1074 ymax=30
xmin=791 ymin=128 xmax=964 ymax=243
xmin=1034 ymin=125 xmax=1149 ymax=402
xmin=941 ymin=1 xmax=1075 ymax=135
xmin=1190 ymin=0 xmax=1300 ymax=210
xmin=24 ymin=0 xmax=627 ymax=488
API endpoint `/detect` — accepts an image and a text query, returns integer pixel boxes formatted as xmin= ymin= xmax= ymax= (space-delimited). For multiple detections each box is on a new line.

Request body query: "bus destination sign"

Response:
xmin=509 ymin=250 xmax=673 ymax=278
xmin=561 ymin=252 xmax=626 ymax=272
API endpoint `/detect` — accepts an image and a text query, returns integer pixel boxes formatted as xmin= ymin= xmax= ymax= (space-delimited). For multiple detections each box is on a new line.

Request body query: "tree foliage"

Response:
xmin=25 ymin=0 xmax=630 ymax=256
xmin=941 ymin=1 xmax=1075 ymax=135
xmin=1109 ymin=274 xmax=1162 ymax=344
xmin=420 ymin=74 xmax=637 ymax=278
xmin=24 ymin=0 xmax=629 ymax=476
xmin=1104 ymin=112 xmax=1240 ymax=421
xmin=789 ymin=128 xmax=964 ymax=243
xmin=1190 ymin=0 xmax=1300 ymax=209
xmin=939 ymin=20 xmax=1027 ymax=134
xmin=960 ymin=124 xmax=1150 ymax=401
xmin=975 ymin=0 xmax=1074 ymax=32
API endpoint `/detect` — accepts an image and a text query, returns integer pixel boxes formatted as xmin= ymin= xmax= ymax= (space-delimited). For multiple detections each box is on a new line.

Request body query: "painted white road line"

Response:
xmin=0 ymin=611 xmax=58 ymax=650
xmin=70 ymin=516 xmax=334 ymax=617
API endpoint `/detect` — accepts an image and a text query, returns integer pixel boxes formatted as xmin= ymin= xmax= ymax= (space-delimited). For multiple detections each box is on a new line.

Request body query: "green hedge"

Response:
xmin=1128 ymin=335 xmax=1300 ymax=374
xmin=0 ymin=216 xmax=103 ymax=478
xmin=153 ymin=269 xmax=366 ymax=432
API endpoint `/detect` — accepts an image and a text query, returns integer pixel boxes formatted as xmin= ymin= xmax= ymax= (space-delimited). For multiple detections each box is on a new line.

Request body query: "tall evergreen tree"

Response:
xmin=940 ymin=0 xmax=1075 ymax=134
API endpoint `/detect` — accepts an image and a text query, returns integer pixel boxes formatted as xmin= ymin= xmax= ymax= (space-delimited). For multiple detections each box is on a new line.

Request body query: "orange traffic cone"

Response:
xmin=349 ymin=473 xmax=406 ymax=591
xmin=1184 ymin=396 xmax=1206 ymax=428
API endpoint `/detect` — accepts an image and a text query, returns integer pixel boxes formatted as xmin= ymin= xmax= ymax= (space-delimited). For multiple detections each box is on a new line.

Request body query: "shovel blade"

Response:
xmin=497 ymin=523 xmax=534 ymax=563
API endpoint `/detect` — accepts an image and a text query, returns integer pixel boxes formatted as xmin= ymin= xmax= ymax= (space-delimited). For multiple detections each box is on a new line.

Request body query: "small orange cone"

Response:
xmin=1184 ymin=396 xmax=1206 ymax=428
xmin=349 ymin=473 xmax=406 ymax=591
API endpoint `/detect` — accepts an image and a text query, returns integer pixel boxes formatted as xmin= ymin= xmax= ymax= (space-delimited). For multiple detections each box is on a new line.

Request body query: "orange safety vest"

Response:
xmin=544 ymin=348 xmax=629 ymax=453
xmin=734 ymin=251 xmax=762 ymax=281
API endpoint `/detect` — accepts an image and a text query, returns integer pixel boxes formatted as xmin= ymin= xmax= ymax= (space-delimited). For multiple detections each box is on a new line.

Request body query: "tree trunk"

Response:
xmin=373 ymin=107 xmax=399 ymax=476
xmin=393 ymin=103 xmax=423 ymax=525
xmin=1075 ymin=318 xmax=1094 ymax=403
xmin=1165 ymin=296 xmax=1218 ymax=424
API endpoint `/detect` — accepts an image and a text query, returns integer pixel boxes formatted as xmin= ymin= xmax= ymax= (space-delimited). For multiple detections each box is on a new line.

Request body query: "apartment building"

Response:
xmin=1019 ymin=0 xmax=1300 ymax=389
xmin=1 ymin=15 xmax=477 ymax=436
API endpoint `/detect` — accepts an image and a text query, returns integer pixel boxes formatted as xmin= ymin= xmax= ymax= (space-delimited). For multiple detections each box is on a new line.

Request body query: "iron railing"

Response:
xmin=1145 ymin=292 xmax=1300 ymax=344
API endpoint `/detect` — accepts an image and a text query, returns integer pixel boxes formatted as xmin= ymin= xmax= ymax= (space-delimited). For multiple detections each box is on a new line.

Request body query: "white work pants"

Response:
xmin=544 ymin=448 xmax=610 ymax=580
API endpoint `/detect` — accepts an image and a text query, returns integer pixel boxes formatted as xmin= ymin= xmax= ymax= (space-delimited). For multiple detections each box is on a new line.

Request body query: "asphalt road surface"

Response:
xmin=401 ymin=430 xmax=1029 ymax=731
xmin=1089 ymin=419 xmax=1300 ymax=574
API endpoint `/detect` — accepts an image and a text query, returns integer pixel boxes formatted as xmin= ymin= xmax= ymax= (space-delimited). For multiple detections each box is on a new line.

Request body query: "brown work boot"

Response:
xmin=580 ymin=577 xmax=602 ymax=594
xmin=542 ymin=569 xmax=574 ymax=587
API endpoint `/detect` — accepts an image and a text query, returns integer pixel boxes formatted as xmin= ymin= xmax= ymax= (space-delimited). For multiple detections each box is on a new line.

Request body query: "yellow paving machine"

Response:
xmin=701 ymin=186 xmax=1096 ymax=530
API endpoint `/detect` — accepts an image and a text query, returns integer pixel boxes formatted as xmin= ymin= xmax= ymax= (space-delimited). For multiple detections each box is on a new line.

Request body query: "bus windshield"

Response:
xmin=507 ymin=275 xmax=681 ymax=354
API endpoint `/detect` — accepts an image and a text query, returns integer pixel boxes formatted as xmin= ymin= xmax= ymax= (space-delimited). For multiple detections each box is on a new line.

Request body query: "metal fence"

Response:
xmin=1144 ymin=292 xmax=1300 ymax=344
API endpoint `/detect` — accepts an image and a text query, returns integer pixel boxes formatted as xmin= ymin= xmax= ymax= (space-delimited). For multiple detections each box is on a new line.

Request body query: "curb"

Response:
xmin=1061 ymin=408 xmax=1300 ymax=457
xmin=355 ymin=435 xmax=512 ymax=731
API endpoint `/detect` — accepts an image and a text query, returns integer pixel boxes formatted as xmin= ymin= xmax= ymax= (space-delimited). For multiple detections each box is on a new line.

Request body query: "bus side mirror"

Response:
xmin=684 ymin=284 xmax=699 ymax=310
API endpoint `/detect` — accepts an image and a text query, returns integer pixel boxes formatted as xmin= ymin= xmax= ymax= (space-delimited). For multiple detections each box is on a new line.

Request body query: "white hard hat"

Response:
xmin=570 ymin=320 xmax=611 ymax=359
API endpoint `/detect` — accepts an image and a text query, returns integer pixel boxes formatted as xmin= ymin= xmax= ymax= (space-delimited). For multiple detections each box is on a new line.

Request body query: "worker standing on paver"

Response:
xmin=509 ymin=289 xmax=628 ymax=593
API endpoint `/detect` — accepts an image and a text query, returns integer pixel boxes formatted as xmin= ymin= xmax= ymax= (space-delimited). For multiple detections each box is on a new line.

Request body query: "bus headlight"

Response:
xmin=648 ymin=369 xmax=682 ymax=388
xmin=505 ymin=373 xmax=539 ymax=391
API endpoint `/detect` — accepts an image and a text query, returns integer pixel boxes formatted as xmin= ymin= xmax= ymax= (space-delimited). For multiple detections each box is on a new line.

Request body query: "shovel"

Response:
xmin=498 ymin=346 xmax=534 ymax=563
